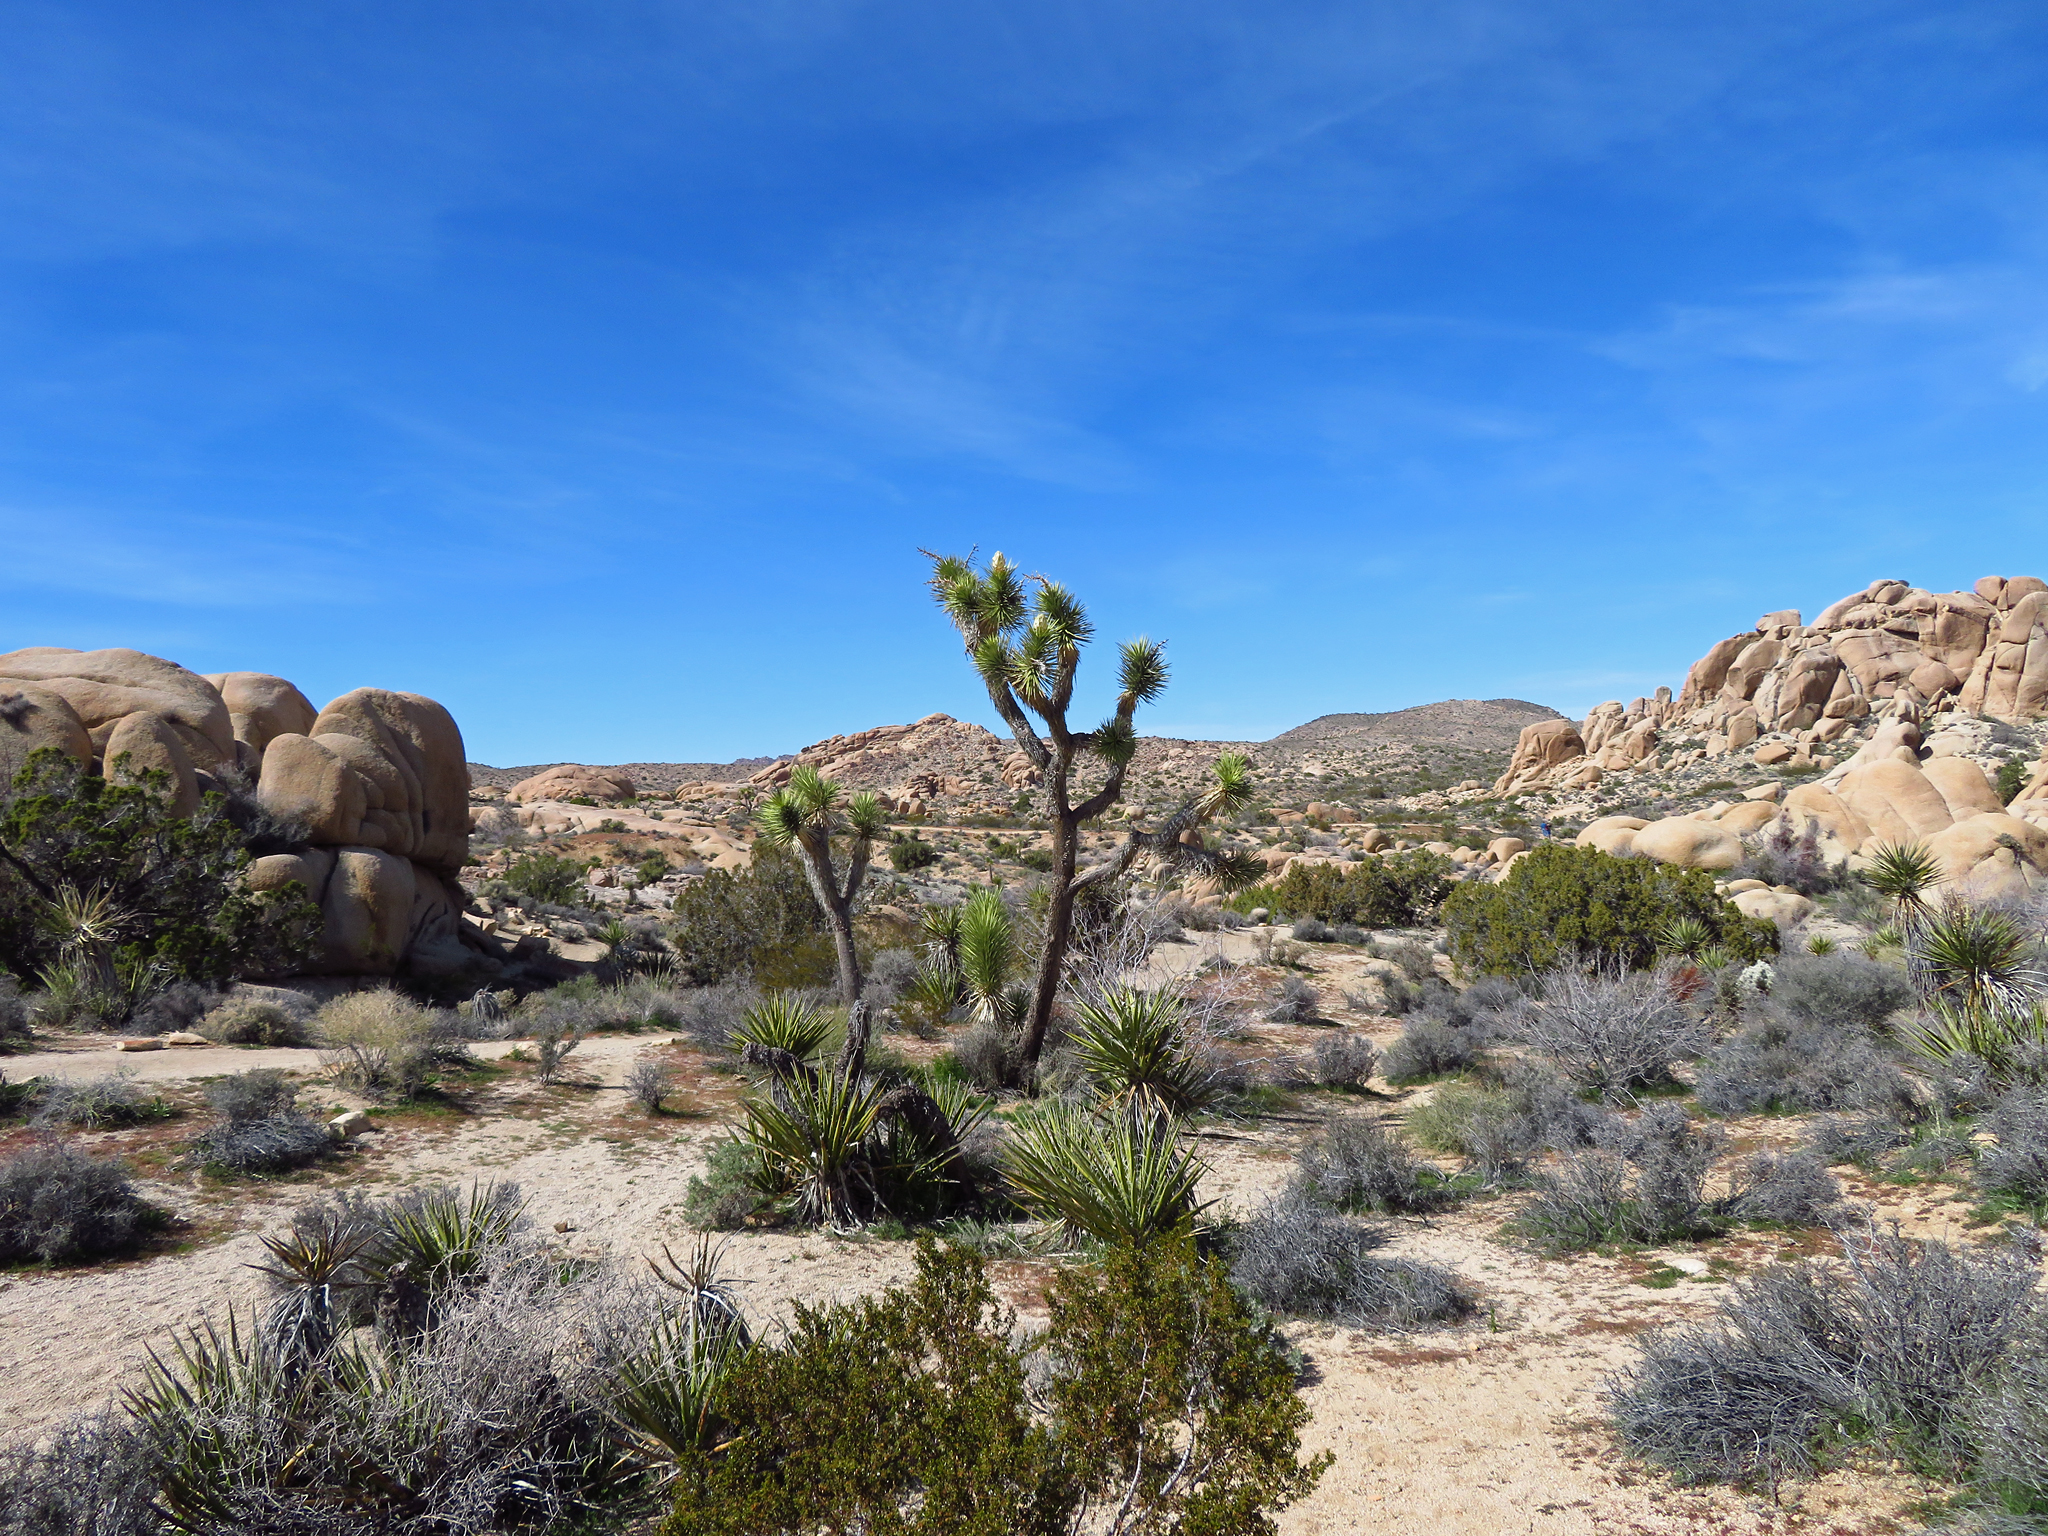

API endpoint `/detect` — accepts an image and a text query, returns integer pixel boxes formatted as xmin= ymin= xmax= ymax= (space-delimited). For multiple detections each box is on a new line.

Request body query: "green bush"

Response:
xmin=888 ymin=837 xmax=939 ymax=873
xmin=1442 ymin=844 xmax=1777 ymax=976
xmin=1997 ymin=755 xmax=2029 ymax=805
xmin=1228 ymin=851 xmax=1453 ymax=928
xmin=666 ymin=846 xmax=835 ymax=988
xmin=662 ymin=1237 xmax=1329 ymax=1536
xmin=0 ymin=751 xmax=320 ymax=992
xmin=503 ymin=851 xmax=588 ymax=906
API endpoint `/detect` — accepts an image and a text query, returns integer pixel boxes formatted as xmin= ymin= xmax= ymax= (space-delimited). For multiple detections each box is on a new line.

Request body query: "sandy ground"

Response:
xmin=0 ymin=948 xmax=1986 ymax=1534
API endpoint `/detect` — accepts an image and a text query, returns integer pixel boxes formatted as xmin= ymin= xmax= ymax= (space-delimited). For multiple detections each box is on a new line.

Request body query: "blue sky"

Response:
xmin=3 ymin=1 xmax=2045 ymax=765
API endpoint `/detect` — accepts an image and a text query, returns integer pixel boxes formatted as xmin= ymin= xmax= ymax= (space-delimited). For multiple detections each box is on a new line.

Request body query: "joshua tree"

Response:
xmin=927 ymin=550 xmax=1258 ymax=1076
xmin=754 ymin=766 xmax=886 ymax=1005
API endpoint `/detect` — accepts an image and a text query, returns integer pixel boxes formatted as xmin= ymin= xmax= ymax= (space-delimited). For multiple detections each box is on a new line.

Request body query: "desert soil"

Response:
xmin=0 ymin=937 xmax=1987 ymax=1534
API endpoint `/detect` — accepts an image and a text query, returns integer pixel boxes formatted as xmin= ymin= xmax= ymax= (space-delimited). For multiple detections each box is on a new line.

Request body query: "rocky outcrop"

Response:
xmin=748 ymin=713 xmax=1039 ymax=810
xmin=0 ymin=647 xmax=473 ymax=978
xmin=508 ymin=764 xmax=636 ymax=804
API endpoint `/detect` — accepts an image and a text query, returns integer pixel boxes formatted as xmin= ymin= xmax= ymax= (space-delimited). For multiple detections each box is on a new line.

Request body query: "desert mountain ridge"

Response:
xmin=468 ymin=697 xmax=1559 ymax=812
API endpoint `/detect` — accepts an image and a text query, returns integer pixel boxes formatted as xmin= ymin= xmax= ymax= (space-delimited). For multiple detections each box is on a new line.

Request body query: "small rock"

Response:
xmin=160 ymin=1032 xmax=210 ymax=1047
xmin=553 ymin=1220 xmax=574 ymax=1234
xmin=114 ymin=1038 xmax=164 ymax=1052
xmin=328 ymin=1109 xmax=373 ymax=1140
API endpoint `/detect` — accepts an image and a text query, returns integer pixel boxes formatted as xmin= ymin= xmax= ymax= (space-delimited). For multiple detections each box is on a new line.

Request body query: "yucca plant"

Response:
xmin=755 ymin=765 xmax=888 ymax=1004
xmin=735 ymin=1070 xmax=894 ymax=1228
xmin=898 ymin=956 xmax=965 ymax=1031
xmin=1000 ymin=1102 xmax=1213 ymax=1247
xmin=1859 ymin=841 xmax=1942 ymax=935
xmin=32 ymin=883 xmax=164 ymax=1026
xmin=1909 ymin=895 xmax=2045 ymax=1018
xmin=126 ymin=1313 xmax=309 ymax=1530
xmin=1066 ymin=986 xmax=1219 ymax=1119
xmin=1898 ymin=1000 xmax=2048 ymax=1086
xmin=377 ymin=1181 xmax=526 ymax=1298
xmin=614 ymin=1237 xmax=753 ymax=1466
xmin=252 ymin=1216 xmax=372 ymax=1367
xmin=731 ymin=991 xmax=834 ymax=1061
xmin=1654 ymin=915 xmax=1716 ymax=961
xmin=957 ymin=887 xmax=1028 ymax=1029
xmin=1806 ymin=934 xmax=1838 ymax=956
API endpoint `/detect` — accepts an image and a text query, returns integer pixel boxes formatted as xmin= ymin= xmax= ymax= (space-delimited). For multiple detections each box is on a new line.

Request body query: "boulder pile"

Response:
xmin=747 ymin=713 xmax=1041 ymax=815
xmin=1495 ymin=575 xmax=2048 ymax=796
xmin=0 ymin=647 xmax=473 ymax=978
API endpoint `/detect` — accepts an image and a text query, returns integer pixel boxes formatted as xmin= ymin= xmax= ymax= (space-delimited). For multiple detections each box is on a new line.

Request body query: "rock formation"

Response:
xmin=1496 ymin=575 xmax=2048 ymax=797
xmin=508 ymin=764 xmax=635 ymax=803
xmin=746 ymin=713 xmax=1042 ymax=815
xmin=0 ymin=647 xmax=474 ymax=978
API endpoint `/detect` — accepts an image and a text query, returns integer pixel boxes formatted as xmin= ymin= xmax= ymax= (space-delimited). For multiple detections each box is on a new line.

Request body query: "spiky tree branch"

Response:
xmin=925 ymin=551 xmax=1259 ymax=1078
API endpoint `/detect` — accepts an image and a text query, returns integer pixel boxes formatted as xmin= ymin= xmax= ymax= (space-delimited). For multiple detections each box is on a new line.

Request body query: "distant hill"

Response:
xmin=1267 ymin=699 xmax=1563 ymax=753
xmin=467 ymin=756 xmax=787 ymax=792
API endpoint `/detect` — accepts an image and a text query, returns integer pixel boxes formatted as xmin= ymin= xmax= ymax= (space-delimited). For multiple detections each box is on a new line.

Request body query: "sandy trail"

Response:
xmin=0 ymin=1019 xmax=1960 ymax=1533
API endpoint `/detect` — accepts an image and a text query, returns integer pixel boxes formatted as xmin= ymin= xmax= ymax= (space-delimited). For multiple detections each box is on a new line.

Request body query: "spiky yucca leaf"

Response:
xmin=956 ymin=889 xmax=1021 ymax=1028
xmin=1860 ymin=841 xmax=1942 ymax=930
xmin=1067 ymin=986 xmax=1219 ymax=1119
xmin=736 ymin=1070 xmax=902 ymax=1228
xmin=1897 ymin=1000 xmax=2048 ymax=1087
xmin=617 ymin=1238 xmax=752 ymax=1465
xmin=732 ymin=992 xmax=834 ymax=1060
xmin=1909 ymin=896 xmax=2045 ymax=1017
xmin=1001 ymin=1103 xmax=1213 ymax=1247
xmin=1655 ymin=916 xmax=1715 ymax=960
xmin=378 ymin=1181 xmax=526 ymax=1294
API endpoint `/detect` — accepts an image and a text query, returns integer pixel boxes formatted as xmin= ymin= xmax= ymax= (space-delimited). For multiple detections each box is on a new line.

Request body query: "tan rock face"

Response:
xmin=0 ymin=647 xmax=234 ymax=769
xmin=103 ymin=712 xmax=201 ymax=818
xmin=509 ymin=763 xmax=636 ymax=804
xmin=1492 ymin=719 xmax=1588 ymax=793
xmin=0 ymin=685 xmax=91 ymax=786
xmin=204 ymin=672 xmax=317 ymax=763
xmin=1629 ymin=818 xmax=1744 ymax=870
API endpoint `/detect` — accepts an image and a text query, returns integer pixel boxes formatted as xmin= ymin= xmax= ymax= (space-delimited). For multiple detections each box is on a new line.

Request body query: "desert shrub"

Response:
xmin=0 ymin=1070 xmax=44 ymax=1117
xmin=0 ymin=1142 xmax=156 ymax=1264
xmin=0 ymin=975 xmax=28 ymax=1043
xmin=0 ymin=1410 xmax=161 ymax=1536
xmin=667 ymin=845 xmax=833 ymax=988
xmin=196 ymin=994 xmax=309 ymax=1046
xmin=887 ymin=837 xmax=939 ymax=872
xmin=671 ymin=980 xmax=759 ymax=1050
xmin=626 ymin=1055 xmax=679 ymax=1114
xmin=1806 ymin=1111 xmax=1913 ymax=1170
xmin=685 ymin=1138 xmax=763 ymax=1230
xmin=1608 ymin=1229 xmax=2040 ymax=1487
xmin=863 ymin=946 xmax=922 ymax=1008
xmin=663 ymin=1236 xmax=1329 ymax=1536
xmin=529 ymin=1018 xmax=584 ymax=1084
xmin=315 ymin=990 xmax=467 ymax=1100
xmin=1228 ymin=1196 xmax=1475 ymax=1332
xmin=1265 ymin=975 xmax=1321 ymax=1023
xmin=1736 ymin=818 xmax=1846 ymax=897
xmin=1292 ymin=1115 xmax=1449 ymax=1214
xmin=1001 ymin=1104 xmax=1210 ymax=1247
xmin=201 ymin=1067 xmax=298 ymax=1123
xmin=0 ymin=752 xmax=320 ymax=999
xmin=1444 ymin=844 xmax=1777 ymax=976
xmin=1381 ymin=1011 xmax=1488 ymax=1084
xmin=1374 ymin=936 xmax=1440 ymax=981
xmin=1769 ymin=950 xmax=1914 ymax=1032
xmin=949 ymin=1020 xmax=1019 ymax=1091
xmin=1291 ymin=917 xmax=1334 ymax=943
xmin=1964 ymin=1325 xmax=2048 ymax=1525
xmin=191 ymin=1113 xmax=330 ymax=1174
xmin=1519 ymin=1105 xmax=1839 ymax=1253
xmin=1310 ymin=1031 xmax=1378 ymax=1089
xmin=503 ymin=850 xmax=588 ymax=905
xmin=34 ymin=1071 xmax=172 ymax=1128
xmin=1976 ymin=1087 xmax=2048 ymax=1220
xmin=1404 ymin=1063 xmax=1610 ymax=1181
xmin=1695 ymin=1015 xmax=1916 ymax=1117
xmin=1508 ymin=967 xmax=1711 ymax=1097
xmin=1232 ymin=850 xmax=1454 ymax=929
